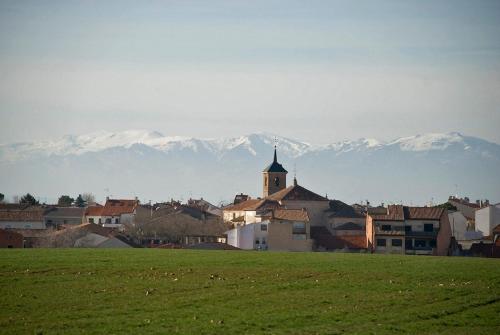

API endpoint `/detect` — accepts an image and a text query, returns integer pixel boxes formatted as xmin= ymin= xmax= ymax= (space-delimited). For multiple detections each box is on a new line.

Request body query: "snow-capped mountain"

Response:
xmin=0 ymin=130 xmax=499 ymax=205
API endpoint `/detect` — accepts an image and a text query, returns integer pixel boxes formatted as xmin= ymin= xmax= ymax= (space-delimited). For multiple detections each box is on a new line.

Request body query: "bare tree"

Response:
xmin=82 ymin=193 xmax=96 ymax=204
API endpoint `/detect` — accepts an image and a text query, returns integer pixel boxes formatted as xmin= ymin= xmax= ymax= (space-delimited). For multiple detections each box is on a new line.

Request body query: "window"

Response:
xmin=24 ymin=224 xmax=31 ymax=229
xmin=89 ymin=218 xmax=94 ymax=224
xmin=293 ymin=222 xmax=306 ymax=234
xmin=98 ymin=218 xmax=102 ymax=224
xmin=376 ymin=239 xmax=386 ymax=247
xmin=232 ymin=213 xmax=236 ymax=219
xmin=115 ymin=218 xmax=119 ymax=224
xmin=261 ymin=237 xmax=266 ymax=244
xmin=264 ymin=176 xmax=268 ymax=186
xmin=405 ymin=239 xmax=413 ymax=249
xmin=293 ymin=234 xmax=306 ymax=240
xmin=430 ymin=239 xmax=437 ymax=248
xmin=391 ymin=239 xmax=402 ymax=247
xmin=415 ymin=240 xmax=427 ymax=248
xmin=424 ymin=224 xmax=434 ymax=232
xmin=105 ymin=218 xmax=111 ymax=224
xmin=405 ymin=225 xmax=412 ymax=232
xmin=381 ymin=225 xmax=392 ymax=231
xmin=255 ymin=239 xmax=260 ymax=244
xmin=260 ymin=224 xmax=268 ymax=231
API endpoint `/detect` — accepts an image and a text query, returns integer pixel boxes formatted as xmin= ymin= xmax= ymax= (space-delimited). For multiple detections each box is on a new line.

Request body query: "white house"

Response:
xmin=225 ymin=209 xmax=312 ymax=251
xmin=84 ymin=198 xmax=139 ymax=230
xmin=475 ymin=203 xmax=500 ymax=237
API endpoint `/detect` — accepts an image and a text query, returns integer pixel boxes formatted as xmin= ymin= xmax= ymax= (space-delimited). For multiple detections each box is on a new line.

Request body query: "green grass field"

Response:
xmin=1 ymin=249 xmax=499 ymax=335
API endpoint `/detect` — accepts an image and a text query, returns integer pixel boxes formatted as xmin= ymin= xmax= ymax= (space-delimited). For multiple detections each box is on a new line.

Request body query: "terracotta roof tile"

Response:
xmin=85 ymin=205 xmax=103 ymax=216
xmin=101 ymin=199 xmax=138 ymax=216
xmin=267 ymin=184 xmax=328 ymax=202
xmin=224 ymin=199 xmax=281 ymax=211
xmin=273 ymin=209 xmax=309 ymax=222
xmin=404 ymin=207 xmax=444 ymax=220
xmin=369 ymin=205 xmax=445 ymax=221
xmin=0 ymin=208 xmax=45 ymax=222
xmin=369 ymin=205 xmax=404 ymax=221
xmin=224 ymin=199 xmax=264 ymax=211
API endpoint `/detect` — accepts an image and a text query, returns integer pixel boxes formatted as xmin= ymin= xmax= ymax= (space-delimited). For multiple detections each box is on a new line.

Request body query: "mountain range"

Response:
xmin=1 ymin=130 xmax=499 ymax=206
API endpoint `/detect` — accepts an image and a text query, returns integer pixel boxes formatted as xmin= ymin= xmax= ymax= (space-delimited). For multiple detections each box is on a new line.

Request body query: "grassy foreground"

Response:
xmin=0 ymin=249 xmax=499 ymax=335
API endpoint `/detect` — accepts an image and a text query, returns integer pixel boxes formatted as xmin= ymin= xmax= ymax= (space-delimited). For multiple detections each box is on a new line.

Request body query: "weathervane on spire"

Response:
xmin=273 ymin=136 xmax=278 ymax=162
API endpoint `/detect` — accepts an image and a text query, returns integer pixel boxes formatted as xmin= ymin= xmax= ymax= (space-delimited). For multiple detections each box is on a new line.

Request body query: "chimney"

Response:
xmin=293 ymin=177 xmax=298 ymax=186
xmin=106 ymin=196 xmax=109 ymax=201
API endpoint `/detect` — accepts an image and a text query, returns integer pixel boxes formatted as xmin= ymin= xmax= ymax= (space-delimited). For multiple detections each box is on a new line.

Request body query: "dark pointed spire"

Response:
xmin=263 ymin=142 xmax=287 ymax=173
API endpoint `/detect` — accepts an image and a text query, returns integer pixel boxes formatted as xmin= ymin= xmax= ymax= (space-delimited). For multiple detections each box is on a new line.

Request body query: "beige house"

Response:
xmin=226 ymin=208 xmax=312 ymax=251
xmin=366 ymin=205 xmax=452 ymax=256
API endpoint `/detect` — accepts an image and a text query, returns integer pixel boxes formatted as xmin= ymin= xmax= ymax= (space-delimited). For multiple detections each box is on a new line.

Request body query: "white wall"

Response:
xmin=475 ymin=204 xmax=500 ymax=236
xmin=225 ymin=222 xmax=269 ymax=250
xmin=448 ymin=211 xmax=468 ymax=240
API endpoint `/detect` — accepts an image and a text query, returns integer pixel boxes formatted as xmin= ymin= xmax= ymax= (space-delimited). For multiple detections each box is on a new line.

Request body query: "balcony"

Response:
xmin=405 ymin=230 xmax=438 ymax=237
xmin=375 ymin=227 xmax=404 ymax=235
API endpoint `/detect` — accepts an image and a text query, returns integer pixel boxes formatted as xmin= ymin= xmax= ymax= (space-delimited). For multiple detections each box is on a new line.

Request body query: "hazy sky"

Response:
xmin=1 ymin=0 xmax=500 ymax=144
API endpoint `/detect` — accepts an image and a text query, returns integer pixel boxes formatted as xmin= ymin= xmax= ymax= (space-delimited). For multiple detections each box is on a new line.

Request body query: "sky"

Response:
xmin=1 ymin=0 xmax=500 ymax=145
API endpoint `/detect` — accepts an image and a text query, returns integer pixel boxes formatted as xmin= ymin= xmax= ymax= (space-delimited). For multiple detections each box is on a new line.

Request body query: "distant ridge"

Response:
xmin=0 ymin=130 xmax=499 ymax=205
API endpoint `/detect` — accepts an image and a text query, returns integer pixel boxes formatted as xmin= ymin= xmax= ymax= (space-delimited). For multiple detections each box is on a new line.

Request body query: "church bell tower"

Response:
xmin=263 ymin=146 xmax=288 ymax=197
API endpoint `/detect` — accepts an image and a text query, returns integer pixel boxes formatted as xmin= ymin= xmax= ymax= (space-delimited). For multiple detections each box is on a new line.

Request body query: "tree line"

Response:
xmin=0 ymin=192 xmax=96 ymax=207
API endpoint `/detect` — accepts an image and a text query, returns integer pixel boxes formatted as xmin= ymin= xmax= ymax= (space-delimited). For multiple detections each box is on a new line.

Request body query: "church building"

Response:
xmin=223 ymin=146 xmax=332 ymax=251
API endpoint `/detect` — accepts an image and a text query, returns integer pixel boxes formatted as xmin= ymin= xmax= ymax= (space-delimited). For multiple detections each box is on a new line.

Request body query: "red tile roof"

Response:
xmin=369 ymin=205 xmax=445 ymax=221
xmin=267 ymin=184 xmax=328 ymax=202
xmin=0 ymin=208 xmax=45 ymax=222
xmin=273 ymin=209 xmax=309 ymax=222
xmin=404 ymin=207 xmax=445 ymax=220
xmin=85 ymin=205 xmax=103 ymax=216
xmin=224 ymin=199 xmax=280 ymax=211
xmin=100 ymin=199 xmax=138 ymax=216
xmin=369 ymin=205 xmax=404 ymax=221
xmin=224 ymin=199 xmax=264 ymax=211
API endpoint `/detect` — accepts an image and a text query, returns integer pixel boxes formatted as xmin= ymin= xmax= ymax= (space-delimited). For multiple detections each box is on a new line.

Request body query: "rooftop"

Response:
xmin=101 ymin=199 xmax=139 ymax=216
xmin=44 ymin=207 xmax=85 ymax=218
xmin=369 ymin=205 xmax=445 ymax=221
xmin=273 ymin=209 xmax=309 ymax=222
xmin=267 ymin=183 xmax=328 ymax=202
